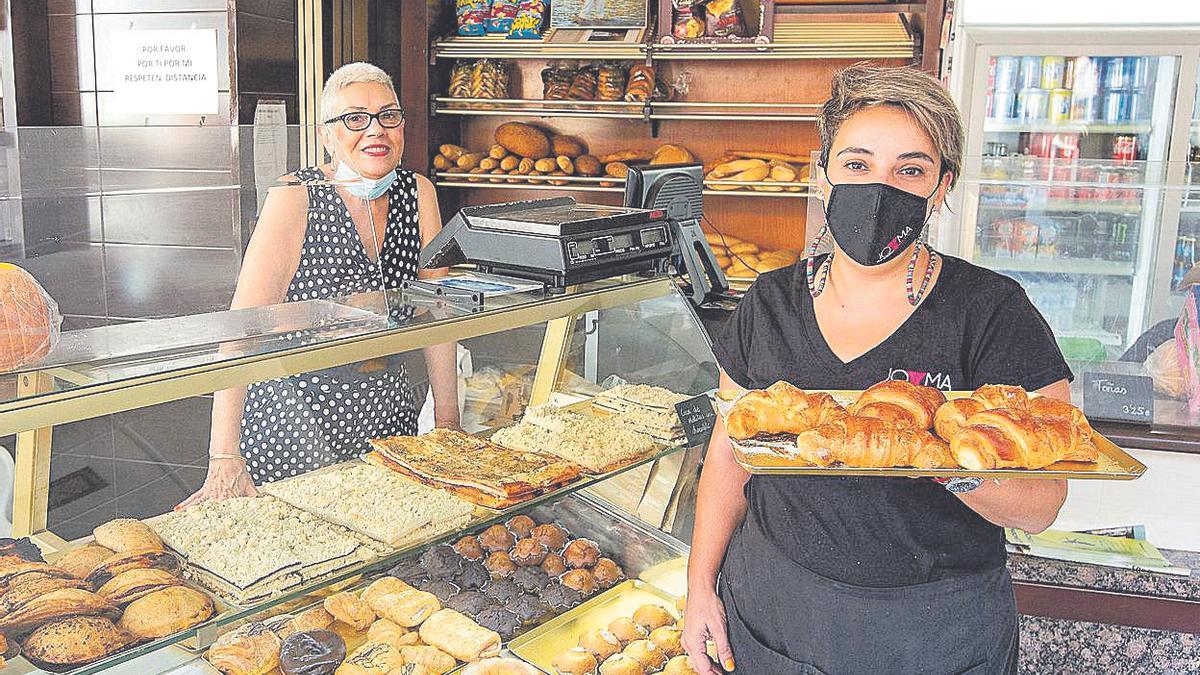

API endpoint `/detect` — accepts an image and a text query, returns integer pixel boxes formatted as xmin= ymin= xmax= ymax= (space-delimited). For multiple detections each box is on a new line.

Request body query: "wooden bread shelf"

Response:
xmin=435 ymin=172 xmax=816 ymax=198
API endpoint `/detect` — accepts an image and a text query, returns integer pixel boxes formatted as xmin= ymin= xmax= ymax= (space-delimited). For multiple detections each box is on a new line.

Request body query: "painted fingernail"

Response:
xmin=724 ymin=658 xmax=736 ymax=671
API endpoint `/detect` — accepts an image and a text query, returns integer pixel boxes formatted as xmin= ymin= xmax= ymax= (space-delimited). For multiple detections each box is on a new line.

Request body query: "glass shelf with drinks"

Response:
xmin=1006 ymin=272 xmax=1127 ymax=348
xmin=986 ymin=54 xmax=1158 ymax=134
xmin=974 ymin=211 xmax=1141 ymax=274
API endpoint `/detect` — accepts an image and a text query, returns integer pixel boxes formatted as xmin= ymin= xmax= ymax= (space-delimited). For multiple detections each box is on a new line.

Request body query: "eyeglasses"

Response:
xmin=324 ymin=109 xmax=405 ymax=131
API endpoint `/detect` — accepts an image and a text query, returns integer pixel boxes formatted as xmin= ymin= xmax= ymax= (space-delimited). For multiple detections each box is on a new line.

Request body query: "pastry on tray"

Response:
xmin=366 ymin=429 xmax=581 ymax=509
xmin=96 ymin=568 xmax=184 ymax=606
xmin=492 ymin=405 xmax=659 ymax=474
xmin=207 ymin=621 xmax=283 ymax=675
xmin=724 ymin=381 xmax=847 ymax=441
xmin=85 ymin=548 xmax=182 ymax=587
xmin=848 ymin=380 xmax=947 ymax=430
xmin=794 ymin=416 xmax=956 ymax=469
xmin=417 ymin=608 xmax=501 ymax=662
xmin=93 ymin=519 xmax=164 ymax=553
xmin=279 ymin=629 xmax=346 ymax=675
xmin=461 ymin=657 xmax=540 ymax=675
xmin=20 ymin=615 xmax=135 ymax=670
xmin=261 ymin=462 xmax=473 ymax=548
xmin=0 ymin=575 xmax=90 ymax=615
xmin=118 ymin=585 xmax=215 ymax=639
xmin=55 ymin=544 xmax=114 ymax=580
xmin=0 ymin=588 xmax=119 ymax=635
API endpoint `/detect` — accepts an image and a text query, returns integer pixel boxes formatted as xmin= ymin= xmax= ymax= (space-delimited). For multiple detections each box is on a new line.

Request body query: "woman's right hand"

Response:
xmin=176 ymin=458 xmax=257 ymax=510
xmin=682 ymin=585 xmax=735 ymax=674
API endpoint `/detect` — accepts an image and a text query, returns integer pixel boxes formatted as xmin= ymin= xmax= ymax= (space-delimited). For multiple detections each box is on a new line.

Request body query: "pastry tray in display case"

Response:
xmin=509 ymin=580 xmax=681 ymax=673
xmin=718 ymin=390 xmax=1148 ymax=480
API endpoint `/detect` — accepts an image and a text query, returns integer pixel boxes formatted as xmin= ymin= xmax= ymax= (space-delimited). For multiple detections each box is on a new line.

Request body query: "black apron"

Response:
xmin=718 ymin=517 xmax=1019 ymax=675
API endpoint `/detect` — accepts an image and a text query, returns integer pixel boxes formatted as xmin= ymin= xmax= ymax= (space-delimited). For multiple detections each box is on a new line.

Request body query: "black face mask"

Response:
xmin=823 ymin=181 xmax=937 ymax=266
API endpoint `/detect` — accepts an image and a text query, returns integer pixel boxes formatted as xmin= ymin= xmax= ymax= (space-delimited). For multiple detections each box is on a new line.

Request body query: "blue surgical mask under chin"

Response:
xmin=334 ymin=161 xmax=396 ymax=200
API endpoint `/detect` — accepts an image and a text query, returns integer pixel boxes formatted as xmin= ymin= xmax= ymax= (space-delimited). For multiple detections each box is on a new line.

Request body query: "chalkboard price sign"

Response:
xmin=1081 ymin=373 xmax=1154 ymax=424
xmin=675 ymin=395 xmax=717 ymax=448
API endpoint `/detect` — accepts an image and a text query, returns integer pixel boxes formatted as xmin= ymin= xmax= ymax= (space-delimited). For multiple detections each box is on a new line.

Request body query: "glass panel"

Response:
xmin=965 ymin=52 xmax=1195 ymax=428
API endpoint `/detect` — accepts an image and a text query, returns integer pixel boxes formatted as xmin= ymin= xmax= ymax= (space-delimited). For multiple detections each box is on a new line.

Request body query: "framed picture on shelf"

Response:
xmin=550 ymin=0 xmax=650 ymax=30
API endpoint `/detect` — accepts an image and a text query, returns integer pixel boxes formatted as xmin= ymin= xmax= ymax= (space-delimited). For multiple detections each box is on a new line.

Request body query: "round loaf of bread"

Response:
xmin=0 ymin=263 xmax=59 ymax=372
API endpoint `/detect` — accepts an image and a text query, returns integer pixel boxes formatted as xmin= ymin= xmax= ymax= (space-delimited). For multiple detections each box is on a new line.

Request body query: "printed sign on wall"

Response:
xmin=111 ymin=29 xmax=218 ymax=114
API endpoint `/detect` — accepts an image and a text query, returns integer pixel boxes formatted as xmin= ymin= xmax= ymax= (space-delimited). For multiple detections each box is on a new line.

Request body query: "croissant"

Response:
xmin=933 ymin=398 xmax=985 ymax=441
xmin=207 ymin=622 xmax=282 ymax=675
xmin=849 ymin=380 xmax=946 ymax=430
xmin=950 ymin=409 xmax=1095 ymax=470
xmin=725 ymin=382 xmax=846 ymax=440
xmin=971 ymin=384 xmax=1029 ymax=409
xmin=795 ymin=416 xmax=955 ymax=469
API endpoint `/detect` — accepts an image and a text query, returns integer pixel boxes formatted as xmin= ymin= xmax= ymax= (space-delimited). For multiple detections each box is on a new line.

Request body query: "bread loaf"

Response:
xmin=575 ymin=155 xmax=602 ymax=177
xmin=551 ymin=136 xmax=587 ymax=158
xmin=0 ymin=264 xmax=59 ymax=372
xmin=651 ymin=144 xmax=695 ymax=165
xmin=494 ymin=123 xmax=551 ymax=159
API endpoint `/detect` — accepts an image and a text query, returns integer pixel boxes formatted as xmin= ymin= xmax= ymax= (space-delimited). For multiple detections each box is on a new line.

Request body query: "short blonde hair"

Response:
xmin=320 ymin=62 xmax=398 ymax=123
xmin=817 ymin=64 xmax=964 ymax=189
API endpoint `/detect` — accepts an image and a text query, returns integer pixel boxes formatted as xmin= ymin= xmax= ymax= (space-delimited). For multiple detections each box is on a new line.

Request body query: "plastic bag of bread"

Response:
xmin=1145 ymin=339 xmax=1186 ymax=399
xmin=597 ymin=63 xmax=628 ymax=102
xmin=542 ymin=65 xmax=576 ymax=100
xmin=0 ymin=263 xmax=61 ymax=372
xmin=700 ymin=0 xmax=746 ymax=37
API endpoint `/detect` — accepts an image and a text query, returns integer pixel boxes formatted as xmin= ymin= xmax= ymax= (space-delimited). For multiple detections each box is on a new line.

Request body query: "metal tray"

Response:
xmin=636 ymin=556 xmax=688 ymax=599
xmin=719 ymin=390 xmax=1148 ymax=480
xmin=509 ymin=580 xmax=681 ymax=673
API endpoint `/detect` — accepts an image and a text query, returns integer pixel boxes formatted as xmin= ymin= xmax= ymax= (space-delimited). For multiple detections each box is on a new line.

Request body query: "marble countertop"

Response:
xmin=1007 ymin=548 xmax=1200 ymax=601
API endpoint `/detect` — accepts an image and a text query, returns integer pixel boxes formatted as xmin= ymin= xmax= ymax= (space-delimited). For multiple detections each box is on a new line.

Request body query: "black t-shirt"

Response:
xmin=712 ymin=254 xmax=1072 ymax=588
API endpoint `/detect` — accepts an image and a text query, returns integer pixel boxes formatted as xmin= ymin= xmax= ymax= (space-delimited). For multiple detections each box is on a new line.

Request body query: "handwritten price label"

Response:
xmin=1081 ymin=373 xmax=1154 ymax=424
xmin=675 ymin=395 xmax=717 ymax=448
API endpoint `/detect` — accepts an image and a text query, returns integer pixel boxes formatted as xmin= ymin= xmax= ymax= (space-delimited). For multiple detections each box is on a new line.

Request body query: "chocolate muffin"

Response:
xmin=510 ymin=593 xmax=552 ymax=625
xmin=561 ymin=568 xmax=598 ymax=596
xmin=419 ymin=545 xmax=463 ymax=579
xmin=387 ymin=558 xmax=428 ymax=585
xmin=452 ymin=535 xmax=485 ymax=562
xmin=479 ymin=524 xmax=516 ymax=553
xmin=512 ymin=566 xmax=552 ymax=592
xmin=475 ymin=604 xmax=521 ymax=639
xmin=455 ymin=561 xmax=491 ymax=591
xmin=279 ymin=629 xmax=346 ymax=675
xmin=445 ymin=589 xmax=490 ymax=616
xmin=506 ymin=514 xmax=537 ymax=539
xmin=531 ymin=524 xmax=569 ymax=552
xmin=482 ymin=578 xmax=521 ymax=604
xmin=563 ymin=539 xmax=601 ymax=569
xmin=484 ymin=551 xmax=517 ymax=579
xmin=539 ymin=581 xmax=584 ymax=611
xmin=511 ymin=538 xmax=549 ymax=567
xmin=422 ymin=578 xmax=460 ymax=604
xmin=593 ymin=558 xmax=625 ymax=589
xmin=541 ymin=553 xmax=568 ymax=577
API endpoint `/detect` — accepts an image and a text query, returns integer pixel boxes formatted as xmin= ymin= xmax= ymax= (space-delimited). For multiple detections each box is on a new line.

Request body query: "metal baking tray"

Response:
xmin=509 ymin=580 xmax=680 ymax=673
xmin=636 ymin=556 xmax=688 ymax=599
xmin=719 ymin=390 xmax=1148 ymax=480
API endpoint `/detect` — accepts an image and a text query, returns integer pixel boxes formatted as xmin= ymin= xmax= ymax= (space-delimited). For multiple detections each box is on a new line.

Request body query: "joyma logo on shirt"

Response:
xmin=889 ymin=368 xmax=952 ymax=391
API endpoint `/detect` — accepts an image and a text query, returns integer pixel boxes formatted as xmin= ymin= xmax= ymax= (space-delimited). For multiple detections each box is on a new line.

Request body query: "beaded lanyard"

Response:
xmin=807 ymin=225 xmax=938 ymax=306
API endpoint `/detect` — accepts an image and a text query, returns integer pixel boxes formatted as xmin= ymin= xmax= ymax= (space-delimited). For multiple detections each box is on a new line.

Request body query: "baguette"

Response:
xmin=730 ymin=150 xmax=810 ymax=164
xmin=600 ymin=150 xmax=653 ymax=164
xmin=439 ymin=144 xmax=466 ymax=161
xmin=709 ymin=159 xmax=768 ymax=179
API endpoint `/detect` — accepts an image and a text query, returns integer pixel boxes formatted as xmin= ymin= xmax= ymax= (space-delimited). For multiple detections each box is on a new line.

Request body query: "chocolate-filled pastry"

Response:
xmin=419 ymin=546 xmax=463 ymax=580
xmin=207 ymin=622 xmax=283 ymax=675
xmin=481 ymin=578 xmax=520 ymax=604
xmin=563 ymin=539 xmax=601 ymax=569
xmin=608 ymin=617 xmax=648 ymax=643
xmin=0 ymin=588 xmax=119 ymax=635
xmin=624 ymin=639 xmax=666 ymax=671
xmin=279 ymin=629 xmax=346 ymax=675
xmin=509 ymin=593 xmax=551 ymax=625
xmin=505 ymin=515 xmax=536 ymax=539
xmin=20 ymin=615 xmax=134 ymax=670
xmin=473 ymin=604 xmax=520 ymax=639
xmin=387 ymin=558 xmax=428 ymax=586
xmin=538 ymin=581 xmax=583 ymax=611
xmin=478 ymin=525 xmax=515 ymax=553
xmin=650 ymin=626 xmax=685 ymax=658
xmin=579 ymin=628 xmax=622 ymax=660
xmin=96 ymin=568 xmax=183 ymax=606
xmin=511 ymin=566 xmax=551 ymax=592
xmin=632 ymin=604 xmax=674 ymax=631
xmin=323 ymin=591 xmax=375 ymax=632
xmin=366 ymin=618 xmax=419 ymax=649
xmin=553 ymin=646 xmax=599 ymax=675
xmin=84 ymin=549 xmax=181 ymax=588
xmin=483 ymin=551 xmax=516 ymax=579
xmin=599 ymin=653 xmax=645 ymax=675
xmin=560 ymin=569 xmax=597 ymax=596
xmin=510 ymin=538 xmax=548 ymax=567
xmin=454 ymin=562 xmax=491 ymax=591
xmin=530 ymin=524 xmax=568 ymax=552
xmin=422 ymin=579 xmax=460 ymax=605
xmin=0 ymin=575 xmax=90 ymax=615
xmin=541 ymin=553 xmax=567 ymax=577
xmin=452 ymin=536 xmax=485 ymax=562
xmin=445 ymin=589 xmax=490 ymax=616
xmin=373 ymin=589 xmax=442 ymax=628
xmin=362 ymin=577 xmax=413 ymax=607
xmin=0 ymin=537 xmax=44 ymax=563
xmin=592 ymin=558 xmax=625 ymax=589
xmin=55 ymin=545 xmax=113 ymax=580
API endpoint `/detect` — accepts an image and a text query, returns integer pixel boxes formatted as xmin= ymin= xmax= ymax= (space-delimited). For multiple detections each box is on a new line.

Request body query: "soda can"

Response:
xmin=1070 ymin=93 xmax=1099 ymax=122
xmin=1019 ymin=56 xmax=1043 ymax=89
xmin=989 ymin=89 xmax=1018 ymax=119
xmin=1102 ymin=90 xmax=1131 ymax=124
xmin=1126 ymin=56 xmax=1151 ymax=89
xmin=1103 ymin=56 xmax=1130 ymax=90
xmin=1112 ymin=135 xmax=1137 ymax=163
xmin=1062 ymin=58 xmax=1076 ymax=90
xmin=994 ymin=56 xmax=1020 ymax=91
xmin=1076 ymin=163 xmax=1100 ymax=200
xmin=1072 ymin=57 xmax=1100 ymax=96
xmin=1041 ymin=56 xmax=1067 ymax=89
xmin=1028 ymin=132 xmax=1053 ymax=158
xmin=1017 ymin=87 xmax=1049 ymax=121
xmin=1048 ymin=88 xmax=1072 ymax=123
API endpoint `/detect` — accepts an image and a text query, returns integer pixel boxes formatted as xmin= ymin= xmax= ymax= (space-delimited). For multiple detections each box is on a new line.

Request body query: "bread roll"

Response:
xmin=552 ymin=135 xmax=588 ymax=158
xmin=0 ymin=263 xmax=60 ymax=372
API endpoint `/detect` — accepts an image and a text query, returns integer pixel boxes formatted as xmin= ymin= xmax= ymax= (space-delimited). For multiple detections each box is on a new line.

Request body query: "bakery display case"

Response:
xmin=0 ymin=159 xmax=715 ymax=672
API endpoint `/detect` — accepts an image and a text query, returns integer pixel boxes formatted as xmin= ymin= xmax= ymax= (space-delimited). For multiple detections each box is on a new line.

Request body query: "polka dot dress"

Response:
xmin=240 ymin=167 xmax=422 ymax=484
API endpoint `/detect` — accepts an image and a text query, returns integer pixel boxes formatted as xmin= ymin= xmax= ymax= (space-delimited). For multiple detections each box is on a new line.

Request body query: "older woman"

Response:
xmin=179 ymin=62 xmax=458 ymax=506
xmin=682 ymin=65 xmax=1071 ymax=674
